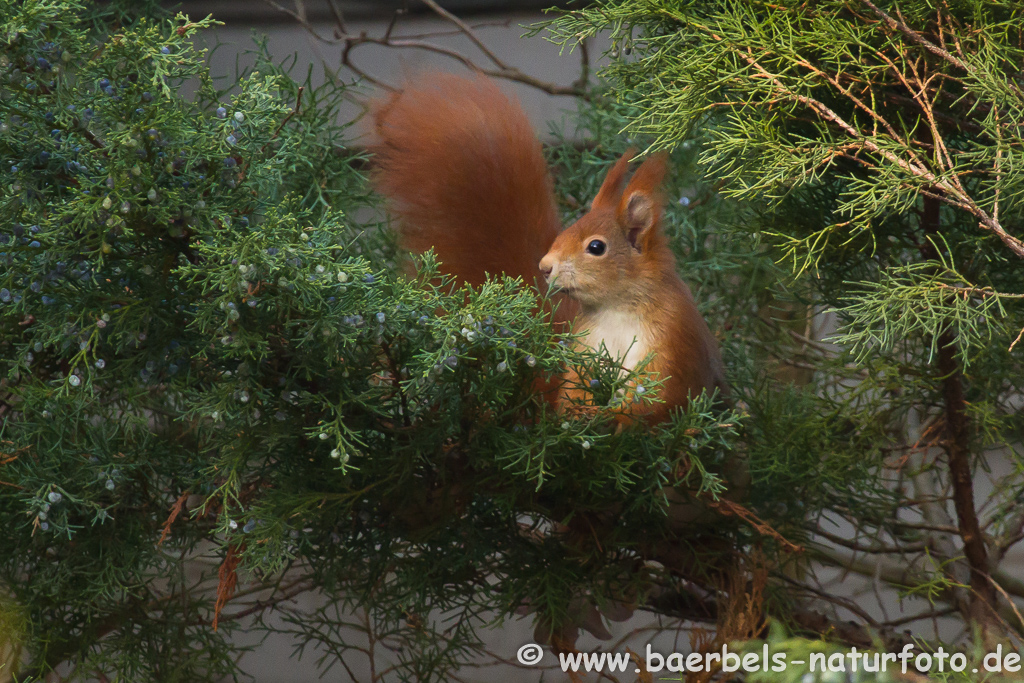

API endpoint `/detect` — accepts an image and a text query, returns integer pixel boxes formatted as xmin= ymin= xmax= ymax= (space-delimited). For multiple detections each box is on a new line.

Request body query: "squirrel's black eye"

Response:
xmin=586 ymin=239 xmax=606 ymax=256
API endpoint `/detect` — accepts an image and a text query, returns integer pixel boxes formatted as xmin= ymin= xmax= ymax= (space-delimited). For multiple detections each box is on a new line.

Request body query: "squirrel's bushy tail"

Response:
xmin=370 ymin=73 xmax=561 ymax=289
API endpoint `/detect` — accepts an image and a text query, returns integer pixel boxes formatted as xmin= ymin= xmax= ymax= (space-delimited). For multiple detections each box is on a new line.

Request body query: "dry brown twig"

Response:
xmin=704 ymin=496 xmax=804 ymax=554
xmin=212 ymin=543 xmax=242 ymax=631
xmin=261 ymin=0 xmax=592 ymax=100
xmin=157 ymin=488 xmax=190 ymax=547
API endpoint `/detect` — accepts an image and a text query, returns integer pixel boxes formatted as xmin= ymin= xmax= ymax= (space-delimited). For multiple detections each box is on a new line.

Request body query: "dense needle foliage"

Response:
xmin=2 ymin=0 xmax=1022 ymax=681
xmin=547 ymin=0 xmax=1024 ymax=675
xmin=0 ymin=2 xmax=751 ymax=681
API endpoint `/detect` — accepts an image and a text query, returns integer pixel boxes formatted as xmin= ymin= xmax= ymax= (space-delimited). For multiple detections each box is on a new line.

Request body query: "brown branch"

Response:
xmin=926 ymin=192 xmax=1001 ymax=635
xmin=325 ymin=0 xmax=347 ymax=35
xmin=889 ymin=519 xmax=961 ymax=534
xmin=937 ymin=341 xmax=998 ymax=613
xmin=860 ymin=0 xmax=968 ymax=71
xmin=384 ymin=20 xmax=519 ymax=42
xmin=574 ymin=37 xmax=591 ymax=92
xmin=986 ymin=572 xmax=1024 ymax=634
xmin=935 ymin=283 xmax=1024 ymax=299
xmin=793 ymin=54 xmax=908 ymax=149
xmin=420 ymin=0 xmax=507 ymax=71
xmin=379 ymin=340 xmax=411 ymax=429
xmin=811 ymin=544 xmax=941 ymax=595
xmin=788 ymin=606 xmax=908 ymax=649
xmin=813 ymin=526 xmax=928 ymax=555
xmin=776 ymin=573 xmax=882 ymax=627
xmin=78 ymin=125 xmax=105 ymax=150
xmin=994 ymin=107 xmax=1003 ymax=223
xmin=905 ymin=55 xmax=959 ymax=186
xmin=882 ymin=606 xmax=957 ymax=628
xmin=992 ymin=569 xmax=1024 ymax=600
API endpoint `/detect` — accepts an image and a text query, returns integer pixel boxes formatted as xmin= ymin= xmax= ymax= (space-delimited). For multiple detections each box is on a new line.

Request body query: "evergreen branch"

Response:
xmin=831 ymin=257 xmax=1014 ymax=361
xmin=859 ymin=0 xmax=968 ymax=71
xmin=734 ymin=40 xmax=1024 ymax=259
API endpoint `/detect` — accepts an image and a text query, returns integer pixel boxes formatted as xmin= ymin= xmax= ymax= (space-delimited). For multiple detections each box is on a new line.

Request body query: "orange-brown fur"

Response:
xmin=370 ymin=73 xmax=724 ymax=424
xmin=371 ymin=72 xmax=563 ymax=293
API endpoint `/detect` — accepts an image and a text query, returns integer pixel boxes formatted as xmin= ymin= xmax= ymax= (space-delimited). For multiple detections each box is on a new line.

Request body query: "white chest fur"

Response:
xmin=580 ymin=308 xmax=650 ymax=372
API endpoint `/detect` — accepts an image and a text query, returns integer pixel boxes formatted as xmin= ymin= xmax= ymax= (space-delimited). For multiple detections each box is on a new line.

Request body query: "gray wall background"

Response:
xmin=196 ymin=2 xmax=603 ymax=144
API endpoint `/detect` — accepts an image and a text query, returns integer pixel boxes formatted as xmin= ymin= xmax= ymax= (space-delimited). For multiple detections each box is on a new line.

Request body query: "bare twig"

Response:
xmin=261 ymin=0 xmax=592 ymax=100
xmin=325 ymin=0 xmax=347 ymax=35
xmin=1009 ymin=325 xmax=1024 ymax=353
xmin=776 ymin=572 xmax=882 ymax=626
xmin=420 ymin=0 xmax=507 ymax=70
xmin=705 ymin=497 xmax=804 ymax=553
xmin=814 ymin=526 xmax=928 ymax=555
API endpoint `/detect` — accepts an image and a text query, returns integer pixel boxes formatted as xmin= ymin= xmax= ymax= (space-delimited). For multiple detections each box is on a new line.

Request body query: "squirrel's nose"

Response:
xmin=538 ymin=255 xmax=555 ymax=280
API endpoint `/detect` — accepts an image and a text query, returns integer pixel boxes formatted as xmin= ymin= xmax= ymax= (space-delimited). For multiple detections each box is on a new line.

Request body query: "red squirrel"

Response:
xmin=370 ymin=73 xmax=725 ymax=423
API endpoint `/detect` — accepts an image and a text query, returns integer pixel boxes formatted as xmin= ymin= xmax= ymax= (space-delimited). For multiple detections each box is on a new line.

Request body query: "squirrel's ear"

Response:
xmin=618 ymin=152 xmax=668 ymax=251
xmin=591 ymin=149 xmax=636 ymax=210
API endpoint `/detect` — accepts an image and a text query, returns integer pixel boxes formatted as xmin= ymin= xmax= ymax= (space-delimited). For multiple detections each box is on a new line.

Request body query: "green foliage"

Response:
xmin=0 ymin=2 xmax=760 ymax=681
xmin=548 ymin=1 xmax=1024 ymax=331
xmin=832 ymin=253 xmax=1021 ymax=365
xmin=545 ymin=0 xmax=1024 ymax=676
xmin=4 ymin=0 xmax=1023 ymax=680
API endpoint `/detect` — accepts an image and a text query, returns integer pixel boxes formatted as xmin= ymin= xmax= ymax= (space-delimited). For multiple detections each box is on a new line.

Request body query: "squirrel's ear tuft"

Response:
xmin=618 ymin=152 xmax=668 ymax=251
xmin=591 ymin=149 xmax=635 ymax=210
